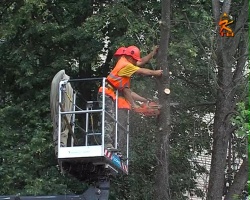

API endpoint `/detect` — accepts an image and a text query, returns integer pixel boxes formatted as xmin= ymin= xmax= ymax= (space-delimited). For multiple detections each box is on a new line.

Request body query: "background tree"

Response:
xmin=207 ymin=0 xmax=248 ymax=199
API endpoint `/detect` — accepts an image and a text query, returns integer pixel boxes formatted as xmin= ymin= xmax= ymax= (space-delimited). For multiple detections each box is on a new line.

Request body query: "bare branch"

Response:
xmin=234 ymin=0 xmax=248 ymax=34
xmin=212 ymin=0 xmax=221 ymax=24
xmin=233 ymin=36 xmax=248 ymax=83
xmin=184 ymin=102 xmax=216 ymax=109
xmin=163 ymin=102 xmax=215 ymax=110
xmin=228 ymin=0 xmax=248 ymax=53
xmin=222 ymin=0 xmax=231 ymax=14
xmin=224 ymin=158 xmax=248 ymax=200
xmin=184 ymin=13 xmax=208 ymax=56
xmin=173 ymin=73 xmax=209 ymax=89
xmin=226 ymin=126 xmax=238 ymax=136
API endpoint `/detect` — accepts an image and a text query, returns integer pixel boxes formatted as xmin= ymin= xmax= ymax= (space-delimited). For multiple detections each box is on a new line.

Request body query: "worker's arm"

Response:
xmin=135 ymin=68 xmax=163 ymax=76
xmin=136 ymin=46 xmax=158 ymax=67
xmin=123 ymin=87 xmax=140 ymax=109
xmin=131 ymin=91 xmax=148 ymax=102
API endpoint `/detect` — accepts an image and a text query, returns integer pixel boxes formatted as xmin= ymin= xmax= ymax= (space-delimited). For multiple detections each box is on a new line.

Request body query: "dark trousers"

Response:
xmin=117 ymin=109 xmax=129 ymax=157
xmin=97 ymin=93 xmax=115 ymax=147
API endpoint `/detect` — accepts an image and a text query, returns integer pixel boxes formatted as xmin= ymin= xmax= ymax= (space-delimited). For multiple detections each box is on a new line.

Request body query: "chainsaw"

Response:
xmin=133 ymin=101 xmax=162 ymax=116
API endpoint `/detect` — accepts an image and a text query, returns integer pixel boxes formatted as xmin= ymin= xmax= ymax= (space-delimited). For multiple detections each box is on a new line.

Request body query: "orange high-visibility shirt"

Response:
xmin=98 ymin=56 xmax=140 ymax=109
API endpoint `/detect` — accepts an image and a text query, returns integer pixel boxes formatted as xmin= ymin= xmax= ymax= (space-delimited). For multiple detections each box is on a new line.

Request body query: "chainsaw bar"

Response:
xmin=133 ymin=101 xmax=161 ymax=116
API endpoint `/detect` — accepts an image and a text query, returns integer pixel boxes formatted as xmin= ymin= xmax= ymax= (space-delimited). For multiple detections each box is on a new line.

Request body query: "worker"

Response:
xmin=114 ymin=45 xmax=159 ymax=108
xmin=119 ymin=46 xmax=161 ymax=109
xmin=112 ymin=46 xmax=159 ymax=154
xmin=98 ymin=45 xmax=162 ymax=150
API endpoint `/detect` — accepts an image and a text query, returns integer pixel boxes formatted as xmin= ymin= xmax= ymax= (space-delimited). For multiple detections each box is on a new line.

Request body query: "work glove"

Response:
xmin=152 ymin=45 xmax=159 ymax=57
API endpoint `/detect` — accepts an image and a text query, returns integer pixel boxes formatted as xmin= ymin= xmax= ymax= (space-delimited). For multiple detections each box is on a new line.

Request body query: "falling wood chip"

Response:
xmin=164 ymin=88 xmax=171 ymax=94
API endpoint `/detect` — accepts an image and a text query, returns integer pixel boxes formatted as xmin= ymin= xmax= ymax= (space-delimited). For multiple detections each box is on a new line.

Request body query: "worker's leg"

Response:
xmin=118 ymin=109 xmax=129 ymax=157
xmin=97 ymin=93 xmax=115 ymax=148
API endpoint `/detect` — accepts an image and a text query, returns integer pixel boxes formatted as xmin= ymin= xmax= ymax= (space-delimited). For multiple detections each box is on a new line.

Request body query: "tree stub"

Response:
xmin=164 ymin=88 xmax=170 ymax=94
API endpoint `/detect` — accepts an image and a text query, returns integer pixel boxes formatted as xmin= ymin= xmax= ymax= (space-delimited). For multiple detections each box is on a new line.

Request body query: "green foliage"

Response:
xmin=231 ymin=102 xmax=250 ymax=137
xmin=231 ymin=101 xmax=250 ymax=194
xmin=0 ymin=0 xmax=93 ymax=195
xmin=109 ymin=115 xmax=158 ymax=200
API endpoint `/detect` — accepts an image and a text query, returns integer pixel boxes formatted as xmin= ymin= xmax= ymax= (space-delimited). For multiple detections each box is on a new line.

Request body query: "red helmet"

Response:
xmin=124 ymin=46 xmax=141 ymax=61
xmin=114 ymin=47 xmax=126 ymax=56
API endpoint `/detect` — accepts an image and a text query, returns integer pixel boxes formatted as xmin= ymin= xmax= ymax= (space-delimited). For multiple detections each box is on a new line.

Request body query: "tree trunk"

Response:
xmin=207 ymin=0 xmax=248 ymax=199
xmin=154 ymin=0 xmax=171 ymax=199
xmin=206 ymin=80 xmax=234 ymax=200
xmin=224 ymin=158 xmax=248 ymax=200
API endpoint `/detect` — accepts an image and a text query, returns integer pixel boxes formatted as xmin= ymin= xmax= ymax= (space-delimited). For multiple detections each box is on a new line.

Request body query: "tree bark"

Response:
xmin=224 ymin=158 xmax=248 ymax=200
xmin=153 ymin=0 xmax=171 ymax=199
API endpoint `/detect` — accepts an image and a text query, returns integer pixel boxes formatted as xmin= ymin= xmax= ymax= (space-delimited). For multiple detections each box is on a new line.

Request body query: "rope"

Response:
xmin=65 ymin=90 xmax=73 ymax=103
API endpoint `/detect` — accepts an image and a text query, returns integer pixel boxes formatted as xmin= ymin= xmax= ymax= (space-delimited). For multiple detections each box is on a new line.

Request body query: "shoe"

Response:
xmin=108 ymin=148 xmax=119 ymax=152
xmin=120 ymin=157 xmax=128 ymax=161
xmin=105 ymin=143 xmax=119 ymax=152
xmin=116 ymin=152 xmax=127 ymax=161
xmin=105 ymin=143 xmax=114 ymax=149
xmin=60 ymin=143 xmax=66 ymax=147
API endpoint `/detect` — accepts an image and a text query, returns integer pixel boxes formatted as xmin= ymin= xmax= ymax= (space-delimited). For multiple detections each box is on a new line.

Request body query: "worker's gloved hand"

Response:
xmin=147 ymin=98 xmax=153 ymax=102
xmin=152 ymin=45 xmax=159 ymax=57
xmin=131 ymin=103 xmax=141 ymax=110
xmin=154 ymin=70 xmax=163 ymax=76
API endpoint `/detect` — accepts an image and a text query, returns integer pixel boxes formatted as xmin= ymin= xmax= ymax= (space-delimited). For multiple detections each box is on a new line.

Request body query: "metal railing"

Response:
xmin=57 ymin=77 xmax=129 ymax=165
